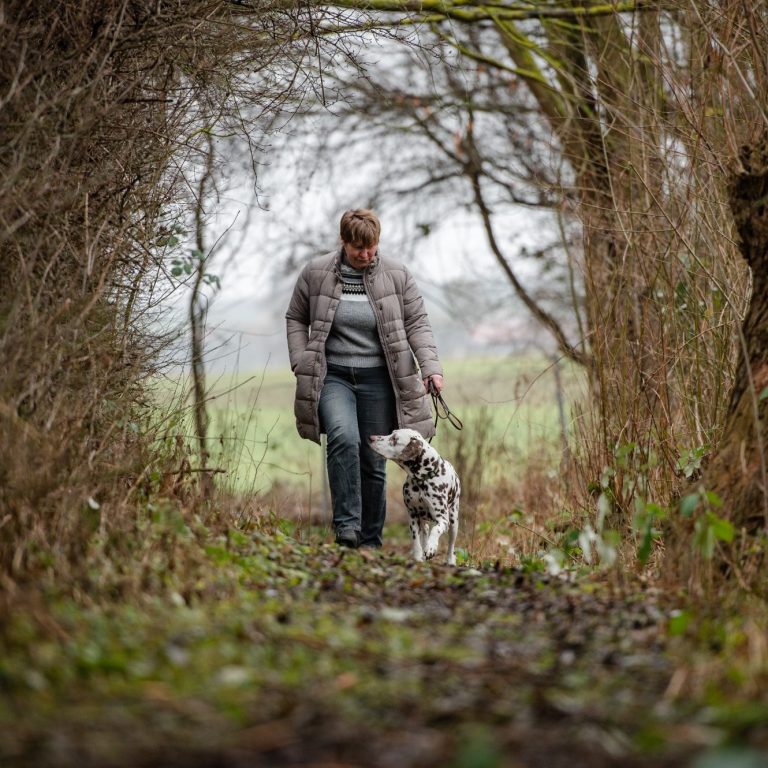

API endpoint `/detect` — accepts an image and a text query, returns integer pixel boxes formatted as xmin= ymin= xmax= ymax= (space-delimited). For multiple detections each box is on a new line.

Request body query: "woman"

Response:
xmin=285 ymin=209 xmax=444 ymax=548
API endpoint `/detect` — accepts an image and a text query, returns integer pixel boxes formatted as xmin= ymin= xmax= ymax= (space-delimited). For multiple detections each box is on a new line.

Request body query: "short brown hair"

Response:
xmin=339 ymin=209 xmax=381 ymax=246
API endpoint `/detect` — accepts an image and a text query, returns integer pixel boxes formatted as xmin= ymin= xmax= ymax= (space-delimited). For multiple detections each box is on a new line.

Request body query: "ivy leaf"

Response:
xmin=694 ymin=516 xmax=716 ymax=558
xmin=707 ymin=512 xmax=734 ymax=543
xmin=680 ymin=493 xmax=700 ymax=517
xmin=637 ymin=526 xmax=653 ymax=565
xmin=668 ymin=609 xmax=691 ymax=636
xmin=705 ymin=490 xmax=723 ymax=509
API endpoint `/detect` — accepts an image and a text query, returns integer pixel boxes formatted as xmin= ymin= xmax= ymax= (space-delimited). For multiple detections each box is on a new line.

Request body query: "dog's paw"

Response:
xmin=424 ymin=545 xmax=437 ymax=560
xmin=447 ymin=554 xmax=457 ymax=566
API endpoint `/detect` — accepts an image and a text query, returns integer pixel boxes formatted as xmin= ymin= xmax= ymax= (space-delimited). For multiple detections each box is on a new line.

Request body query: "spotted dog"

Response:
xmin=368 ymin=428 xmax=460 ymax=565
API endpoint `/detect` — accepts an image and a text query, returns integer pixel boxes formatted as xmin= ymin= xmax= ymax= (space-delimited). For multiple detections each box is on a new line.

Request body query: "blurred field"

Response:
xmin=183 ymin=354 xmax=584 ymax=525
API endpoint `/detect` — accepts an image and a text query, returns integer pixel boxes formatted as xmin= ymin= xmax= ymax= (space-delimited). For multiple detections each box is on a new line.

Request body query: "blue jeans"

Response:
xmin=319 ymin=364 xmax=396 ymax=547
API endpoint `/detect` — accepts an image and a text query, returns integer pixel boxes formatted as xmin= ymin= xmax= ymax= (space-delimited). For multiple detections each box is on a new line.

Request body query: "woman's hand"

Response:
xmin=423 ymin=374 xmax=444 ymax=394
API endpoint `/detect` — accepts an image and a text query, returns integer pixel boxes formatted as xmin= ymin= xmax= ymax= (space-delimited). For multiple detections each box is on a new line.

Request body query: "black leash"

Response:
xmin=427 ymin=379 xmax=463 ymax=436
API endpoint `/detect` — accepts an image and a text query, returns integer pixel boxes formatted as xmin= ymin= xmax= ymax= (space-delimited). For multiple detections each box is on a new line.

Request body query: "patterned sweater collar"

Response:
xmin=336 ymin=248 xmax=379 ymax=274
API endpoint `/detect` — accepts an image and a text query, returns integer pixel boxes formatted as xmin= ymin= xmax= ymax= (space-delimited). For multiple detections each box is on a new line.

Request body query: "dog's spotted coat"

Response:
xmin=368 ymin=428 xmax=460 ymax=565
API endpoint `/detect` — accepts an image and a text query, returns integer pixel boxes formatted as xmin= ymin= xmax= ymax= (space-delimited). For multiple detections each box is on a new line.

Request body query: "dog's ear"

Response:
xmin=400 ymin=437 xmax=423 ymax=462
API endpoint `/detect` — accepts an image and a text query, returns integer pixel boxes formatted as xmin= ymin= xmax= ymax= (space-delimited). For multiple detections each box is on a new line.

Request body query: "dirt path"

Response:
xmin=1 ymin=532 xmax=765 ymax=767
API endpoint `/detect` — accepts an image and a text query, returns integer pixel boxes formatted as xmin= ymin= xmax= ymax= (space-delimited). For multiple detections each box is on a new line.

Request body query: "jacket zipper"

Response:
xmin=312 ymin=261 xmax=343 ymax=439
xmin=364 ymin=266 xmax=403 ymax=428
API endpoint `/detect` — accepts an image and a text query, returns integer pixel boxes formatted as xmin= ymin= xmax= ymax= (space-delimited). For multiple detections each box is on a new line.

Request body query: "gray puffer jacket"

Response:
xmin=286 ymin=249 xmax=442 ymax=444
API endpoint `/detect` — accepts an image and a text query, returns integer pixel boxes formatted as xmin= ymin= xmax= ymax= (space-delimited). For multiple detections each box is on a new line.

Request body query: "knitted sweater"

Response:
xmin=324 ymin=261 xmax=386 ymax=367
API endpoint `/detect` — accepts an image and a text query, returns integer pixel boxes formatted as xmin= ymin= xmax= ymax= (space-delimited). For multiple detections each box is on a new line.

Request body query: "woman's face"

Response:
xmin=343 ymin=241 xmax=377 ymax=269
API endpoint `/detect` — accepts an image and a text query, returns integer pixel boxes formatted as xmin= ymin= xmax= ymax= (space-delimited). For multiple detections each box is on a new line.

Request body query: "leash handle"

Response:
xmin=428 ymin=379 xmax=463 ymax=432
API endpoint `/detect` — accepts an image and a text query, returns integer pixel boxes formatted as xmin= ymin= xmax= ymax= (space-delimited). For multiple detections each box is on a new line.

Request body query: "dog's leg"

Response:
xmin=424 ymin=514 xmax=448 ymax=560
xmin=421 ymin=517 xmax=431 ymax=560
xmin=446 ymin=504 xmax=459 ymax=566
xmin=409 ymin=516 xmax=425 ymax=561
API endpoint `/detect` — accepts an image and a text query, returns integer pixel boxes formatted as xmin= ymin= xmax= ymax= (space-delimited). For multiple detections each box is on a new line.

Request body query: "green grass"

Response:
xmin=150 ymin=354 xmax=581 ymax=516
xmin=160 ymin=353 xmax=584 ymax=500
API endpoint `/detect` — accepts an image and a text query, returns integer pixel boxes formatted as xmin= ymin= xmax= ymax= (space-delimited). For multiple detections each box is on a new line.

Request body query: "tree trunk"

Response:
xmin=705 ymin=138 xmax=768 ymax=531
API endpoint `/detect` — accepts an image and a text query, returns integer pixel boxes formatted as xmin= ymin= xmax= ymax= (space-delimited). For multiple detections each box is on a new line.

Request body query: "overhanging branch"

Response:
xmin=462 ymin=126 xmax=591 ymax=368
xmin=320 ymin=0 xmax=649 ymax=23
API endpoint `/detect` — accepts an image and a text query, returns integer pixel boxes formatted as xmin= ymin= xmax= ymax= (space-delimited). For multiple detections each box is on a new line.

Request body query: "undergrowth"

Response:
xmin=1 ymin=515 xmax=767 ymax=768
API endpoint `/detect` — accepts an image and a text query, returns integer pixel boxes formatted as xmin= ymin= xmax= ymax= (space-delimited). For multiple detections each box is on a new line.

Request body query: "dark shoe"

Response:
xmin=335 ymin=530 xmax=359 ymax=548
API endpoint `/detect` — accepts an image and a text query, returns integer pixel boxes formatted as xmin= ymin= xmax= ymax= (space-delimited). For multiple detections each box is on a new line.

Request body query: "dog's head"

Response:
xmin=368 ymin=429 xmax=426 ymax=462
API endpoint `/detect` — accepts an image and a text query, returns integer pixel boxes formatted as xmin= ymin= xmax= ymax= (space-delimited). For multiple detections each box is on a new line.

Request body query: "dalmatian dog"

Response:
xmin=368 ymin=428 xmax=460 ymax=565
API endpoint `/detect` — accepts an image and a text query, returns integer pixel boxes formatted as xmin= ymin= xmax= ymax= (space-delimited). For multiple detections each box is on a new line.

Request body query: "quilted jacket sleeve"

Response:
xmin=285 ymin=265 xmax=310 ymax=373
xmin=402 ymin=267 xmax=442 ymax=379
